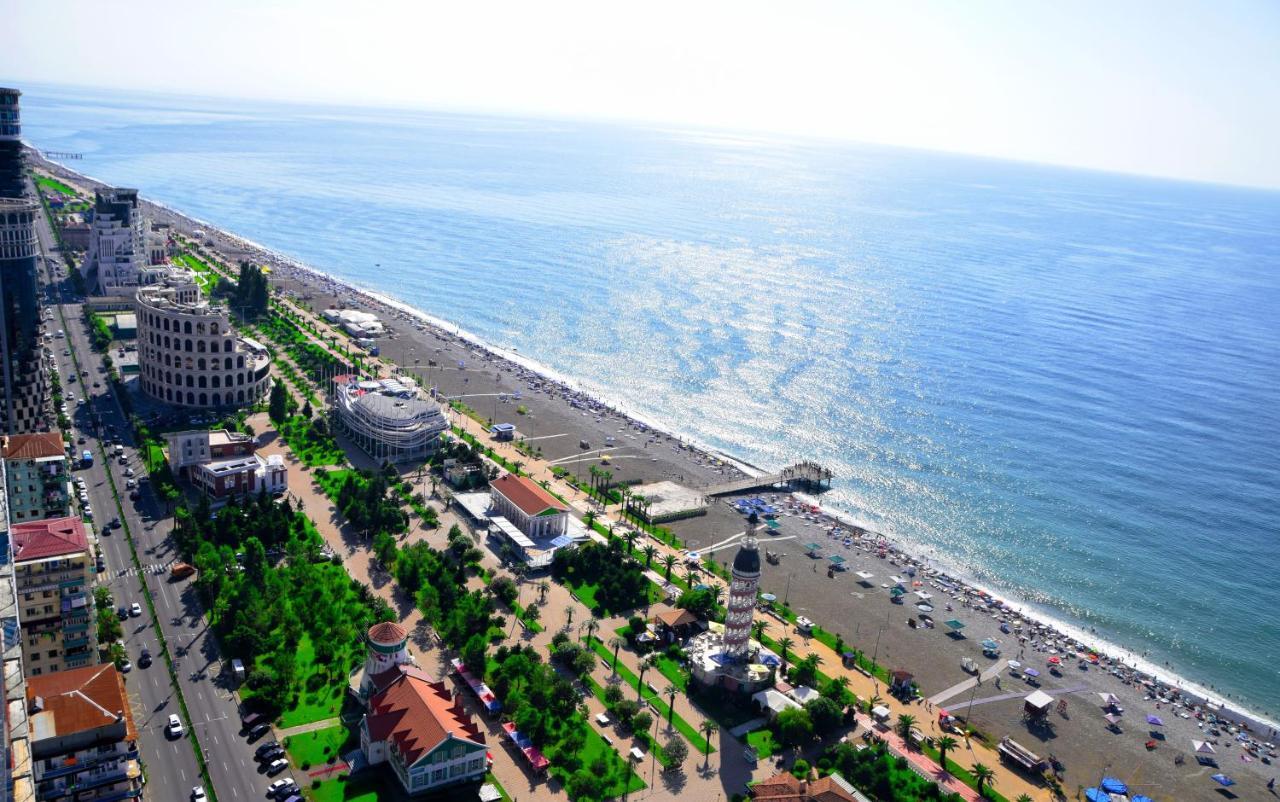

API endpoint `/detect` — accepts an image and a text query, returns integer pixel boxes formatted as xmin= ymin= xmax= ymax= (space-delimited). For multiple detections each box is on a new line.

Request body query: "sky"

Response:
xmin=5 ymin=0 xmax=1280 ymax=188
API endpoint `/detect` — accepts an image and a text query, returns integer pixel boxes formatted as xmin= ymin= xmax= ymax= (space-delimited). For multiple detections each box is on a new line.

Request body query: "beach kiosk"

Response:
xmin=1023 ymin=690 xmax=1055 ymax=722
xmin=871 ymin=705 xmax=892 ymax=727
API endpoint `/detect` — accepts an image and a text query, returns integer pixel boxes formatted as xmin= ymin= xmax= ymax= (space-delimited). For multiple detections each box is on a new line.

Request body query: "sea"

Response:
xmin=19 ymin=83 xmax=1280 ymax=718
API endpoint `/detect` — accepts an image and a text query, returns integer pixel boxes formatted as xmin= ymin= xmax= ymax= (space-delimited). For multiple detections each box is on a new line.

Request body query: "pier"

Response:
xmin=702 ymin=460 xmax=834 ymax=496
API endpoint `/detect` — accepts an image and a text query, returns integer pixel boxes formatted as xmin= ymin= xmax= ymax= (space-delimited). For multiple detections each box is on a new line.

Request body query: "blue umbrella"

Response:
xmin=1084 ymin=788 xmax=1111 ymax=802
xmin=981 ymin=638 xmax=1000 ymax=650
xmin=1131 ymin=796 xmax=1155 ymax=802
xmin=1145 ymin=714 xmax=1164 ymax=726
xmin=1100 ymin=777 xmax=1128 ymax=795
xmin=1211 ymin=773 xmax=1236 ymax=787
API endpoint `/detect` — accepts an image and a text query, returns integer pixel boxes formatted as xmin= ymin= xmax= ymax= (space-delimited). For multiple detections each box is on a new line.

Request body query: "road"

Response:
xmin=32 ymin=190 xmax=296 ymax=802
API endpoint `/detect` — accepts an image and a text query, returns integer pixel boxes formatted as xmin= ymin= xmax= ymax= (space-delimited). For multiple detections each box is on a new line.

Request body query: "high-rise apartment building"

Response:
xmin=0 ymin=87 xmax=47 ymax=435
xmin=2 ymin=432 xmax=72 ymax=522
xmin=87 ymin=188 xmax=145 ymax=295
xmin=10 ymin=517 xmax=95 ymax=676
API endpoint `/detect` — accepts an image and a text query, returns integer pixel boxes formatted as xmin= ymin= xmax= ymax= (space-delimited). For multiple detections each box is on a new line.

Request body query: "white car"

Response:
xmin=192 ymin=787 xmax=207 ymax=802
xmin=167 ymin=714 xmax=185 ymax=737
xmin=129 ymin=603 xmax=142 ymax=617
xmin=266 ymin=779 xmax=293 ymax=797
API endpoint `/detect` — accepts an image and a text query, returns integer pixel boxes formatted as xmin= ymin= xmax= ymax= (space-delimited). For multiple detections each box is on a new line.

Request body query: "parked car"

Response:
xmin=167 ymin=714 xmax=185 ymax=737
xmin=256 ymin=741 xmax=282 ymax=758
xmin=265 ymin=779 xmax=292 ymax=797
xmin=247 ymin=722 xmax=271 ymax=741
xmin=257 ymin=746 xmax=285 ymax=763
xmin=265 ymin=759 xmax=288 ymax=776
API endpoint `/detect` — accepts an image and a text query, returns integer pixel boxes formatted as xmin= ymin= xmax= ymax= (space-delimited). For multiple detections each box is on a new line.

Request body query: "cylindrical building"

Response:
xmin=332 ymin=374 xmax=449 ymax=464
xmin=722 ymin=513 xmax=762 ymax=662
xmin=359 ymin=621 xmax=411 ymax=698
xmin=135 ymin=270 xmax=272 ymax=408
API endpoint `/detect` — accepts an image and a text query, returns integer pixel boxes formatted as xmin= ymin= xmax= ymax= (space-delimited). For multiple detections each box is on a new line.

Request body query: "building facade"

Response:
xmin=359 ymin=663 xmax=488 ymax=795
xmin=488 ymin=473 xmax=568 ymax=540
xmin=87 ymin=188 xmax=144 ymax=295
xmin=189 ymin=454 xmax=287 ymax=501
xmin=11 ymin=517 xmax=94 ymax=676
xmin=27 ymin=663 xmax=142 ymax=802
xmin=165 ymin=429 xmax=257 ymax=472
xmin=0 ymin=87 xmax=47 ymax=435
xmin=135 ymin=272 xmax=272 ymax=408
xmin=332 ymin=375 xmax=449 ymax=464
xmin=3 ymin=432 xmax=71 ymax=522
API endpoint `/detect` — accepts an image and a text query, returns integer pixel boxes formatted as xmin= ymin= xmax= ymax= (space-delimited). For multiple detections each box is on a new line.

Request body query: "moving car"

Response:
xmin=129 ymin=602 xmax=142 ymax=617
xmin=139 ymin=648 xmax=152 ymax=668
xmin=192 ymin=787 xmax=207 ymax=802
xmin=167 ymin=714 xmax=185 ymax=737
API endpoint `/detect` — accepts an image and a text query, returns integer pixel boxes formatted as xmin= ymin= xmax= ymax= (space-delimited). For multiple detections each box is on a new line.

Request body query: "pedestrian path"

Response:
xmin=929 ymin=662 xmax=1008 ymax=706
xmin=729 ymin=717 xmax=768 ymax=738
xmin=115 ymin=563 xmax=168 ymax=578
xmin=277 ymin=716 xmax=340 ymax=738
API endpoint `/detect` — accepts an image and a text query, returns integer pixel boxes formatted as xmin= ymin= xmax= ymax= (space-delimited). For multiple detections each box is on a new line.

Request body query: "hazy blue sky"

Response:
xmin=5 ymin=0 xmax=1279 ymax=187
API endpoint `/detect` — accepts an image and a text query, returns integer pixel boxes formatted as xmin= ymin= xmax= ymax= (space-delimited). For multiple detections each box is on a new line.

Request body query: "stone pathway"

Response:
xmin=277 ymin=716 xmax=340 ymax=738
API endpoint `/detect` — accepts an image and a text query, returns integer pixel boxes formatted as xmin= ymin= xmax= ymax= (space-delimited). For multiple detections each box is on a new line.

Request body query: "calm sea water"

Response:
xmin=21 ymin=83 xmax=1280 ymax=715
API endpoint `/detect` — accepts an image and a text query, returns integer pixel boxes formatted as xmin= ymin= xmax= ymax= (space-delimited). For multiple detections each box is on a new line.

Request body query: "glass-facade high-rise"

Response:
xmin=0 ymin=88 xmax=46 ymax=434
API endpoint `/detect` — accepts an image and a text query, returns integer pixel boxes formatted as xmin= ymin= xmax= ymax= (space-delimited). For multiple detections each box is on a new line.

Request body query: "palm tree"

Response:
xmin=624 ymin=529 xmax=638 ymax=555
xmin=581 ymin=617 xmax=599 ymax=646
xmin=537 ymin=581 xmax=550 ymax=605
xmin=682 ymin=565 xmax=699 ymax=587
xmin=1015 ymin=795 xmax=1033 ymax=802
xmin=642 ymin=544 xmax=657 ymax=568
xmin=564 ymin=604 xmax=576 ymax=630
xmin=700 ymin=719 xmax=716 ymax=767
xmin=583 ymin=510 xmax=597 ymax=531
xmin=936 ymin=735 xmax=957 ymax=774
xmin=662 ymin=553 xmax=677 ymax=580
xmin=971 ymin=763 xmax=996 ymax=798
xmin=609 ymin=636 xmax=624 ymax=675
xmin=665 ymin=685 xmax=678 ymax=728
xmin=776 ymin=637 xmax=794 ymax=673
xmin=867 ymin=693 xmax=883 ymax=714
xmin=751 ymin=620 xmax=766 ymax=643
xmin=636 ymin=655 xmax=656 ymax=701
xmin=829 ymin=675 xmax=851 ymax=700
xmin=895 ymin=713 xmax=916 ymax=740
xmin=710 ymin=585 xmax=724 ymax=606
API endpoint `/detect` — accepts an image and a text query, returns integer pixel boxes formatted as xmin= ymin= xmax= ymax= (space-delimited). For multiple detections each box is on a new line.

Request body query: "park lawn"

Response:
xmin=277 ymin=635 xmax=349 ymax=728
xmin=746 ymin=728 xmax=778 ymax=759
xmin=654 ymin=654 xmax=688 ymax=692
xmin=549 ymin=717 xmax=646 ymax=796
xmin=510 ymin=601 xmax=544 ymax=633
xmin=569 ymin=581 xmax=599 ymax=610
xmin=304 ymin=773 xmax=382 ymax=802
xmin=36 ymin=175 xmax=77 ymax=196
xmin=587 ymin=638 xmax=713 ymax=754
xmin=279 ymin=416 xmax=346 ymax=466
xmin=284 ymin=724 xmax=355 ymax=768
xmin=144 ymin=443 xmax=167 ymax=473
xmin=314 ymin=468 xmax=357 ymax=502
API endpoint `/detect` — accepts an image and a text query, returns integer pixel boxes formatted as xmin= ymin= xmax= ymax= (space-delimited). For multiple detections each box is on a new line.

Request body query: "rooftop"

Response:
xmin=751 ymin=772 xmax=860 ymax=802
xmin=26 ymin=663 xmax=136 ymax=744
xmin=365 ymin=665 xmax=484 ymax=765
xmin=490 ymin=473 xmax=568 ymax=517
xmin=367 ymin=621 xmax=407 ymax=645
xmin=11 ymin=516 xmax=88 ymax=562
xmin=2 ymin=431 xmax=66 ymax=460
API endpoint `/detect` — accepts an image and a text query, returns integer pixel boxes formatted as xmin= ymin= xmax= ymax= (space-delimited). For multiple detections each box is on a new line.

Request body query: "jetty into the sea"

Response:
xmin=703 ymin=460 xmax=834 ymax=496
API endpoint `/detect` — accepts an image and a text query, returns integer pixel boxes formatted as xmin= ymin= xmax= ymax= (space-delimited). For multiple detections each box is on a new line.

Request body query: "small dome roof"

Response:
xmin=367 ymin=621 xmax=407 ymax=645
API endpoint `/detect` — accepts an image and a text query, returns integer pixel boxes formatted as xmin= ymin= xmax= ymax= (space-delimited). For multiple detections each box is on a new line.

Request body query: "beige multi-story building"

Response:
xmin=135 ymin=271 xmax=271 ymax=408
xmin=27 ymin=663 xmax=142 ymax=802
xmin=2 ymin=432 xmax=71 ymax=522
xmin=11 ymin=516 xmax=94 ymax=676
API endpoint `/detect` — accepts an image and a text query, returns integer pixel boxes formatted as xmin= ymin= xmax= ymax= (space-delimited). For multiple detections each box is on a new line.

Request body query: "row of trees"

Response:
xmin=331 ymin=469 xmax=409 ymax=537
xmin=225 ymin=261 xmax=271 ymax=320
xmin=550 ymin=540 xmax=650 ymax=615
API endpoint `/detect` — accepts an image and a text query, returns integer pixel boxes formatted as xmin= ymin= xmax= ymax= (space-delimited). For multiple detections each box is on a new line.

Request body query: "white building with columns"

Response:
xmin=488 ymin=473 xmax=568 ymax=539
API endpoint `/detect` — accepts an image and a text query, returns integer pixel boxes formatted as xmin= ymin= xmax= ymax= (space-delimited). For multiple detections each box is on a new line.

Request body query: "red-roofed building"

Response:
xmin=3 ymin=431 xmax=71 ymax=521
xmin=489 ymin=473 xmax=568 ymax=540
xmin=359 ymin=665 xmax=488 ymax=795
xmin=12 ymin=516 xmax=95 ymax=674
xmin=27 ymin=663 xmax=142 ymax=802
xmin=751 ymin=771 xmax=863 ymax=802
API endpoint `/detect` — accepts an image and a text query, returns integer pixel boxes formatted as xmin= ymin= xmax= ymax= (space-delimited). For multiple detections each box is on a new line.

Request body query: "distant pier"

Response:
xmin=703 ymin=460 xmax=834 ymax=496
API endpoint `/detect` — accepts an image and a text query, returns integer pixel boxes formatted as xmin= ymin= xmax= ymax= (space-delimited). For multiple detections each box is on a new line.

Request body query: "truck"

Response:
xmin=81 ymin=450 xmax=93 ymax=467
xmin=169 ymin=562 xmax=196 ymax=581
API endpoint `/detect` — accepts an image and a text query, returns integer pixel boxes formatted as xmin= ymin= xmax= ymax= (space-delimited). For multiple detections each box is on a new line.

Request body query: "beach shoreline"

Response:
xmin=33 ymin=154 xmax=1280 ymax=784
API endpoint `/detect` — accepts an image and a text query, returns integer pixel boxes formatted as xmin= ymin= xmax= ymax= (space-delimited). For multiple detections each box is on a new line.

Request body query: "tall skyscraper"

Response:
xmin=0 ymin=88 xmax=46 ymax=434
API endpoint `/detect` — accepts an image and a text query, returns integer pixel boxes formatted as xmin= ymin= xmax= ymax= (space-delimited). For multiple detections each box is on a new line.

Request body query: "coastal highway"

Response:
xmin=34 ymin=200 xmax=290 ymax=802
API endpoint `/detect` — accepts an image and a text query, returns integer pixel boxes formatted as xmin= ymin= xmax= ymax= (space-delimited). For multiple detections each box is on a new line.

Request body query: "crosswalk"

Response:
xmin=116 ymin=563 xmax=169 ymax=578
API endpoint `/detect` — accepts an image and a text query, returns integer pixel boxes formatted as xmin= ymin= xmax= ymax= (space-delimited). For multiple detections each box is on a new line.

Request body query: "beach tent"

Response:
xmin=889 ymin=587 xmax=906 ymax=597
xmin=1210 ymin=774 xmax=1236 ymax=787
xmin=914 ymin=590 xmax=933 ymax=601
xmin=1047 ymin=655 xmax=1062 ymax=665
xmin=804 ymin=542 xmax=821 ymax=554
xmin=1104 ymin=713 xmax=1121 ymax=726
xmin=1192 ymin=740 xmax=1217 ymax=754
xmin=1099 ymin=777 xmax=1128 ymax=795
xmin=1084 ymin=789 xmax=1111 ymax=802
xmin=855 ymin=571 xmax=875 ymax=584
xmin=1024 ymin=668 xmax=1041 ymax=678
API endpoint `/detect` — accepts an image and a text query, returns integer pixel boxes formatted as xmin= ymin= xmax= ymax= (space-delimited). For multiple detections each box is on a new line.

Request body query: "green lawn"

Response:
xmin=654 ymin=654 xmax=689 ymax=692
xmin=586 ymin=637 xmax=713 ymax=754
xmin=569 ymin=581 xmax=599 ymax=610
xmin=35 ymin=175 xmax=77 ymax=196
xmin=747 ymin=728 xmax=778 ymax=758
xmin=314 ymin=468 xmax=356 ymax=502
xmin=278 ymin=416 xmax=346 ymax=467
xmin=276 ymin=635 xmax=350 ymax=728
xmin=143 ymin=443 xmax=167 ymax=473
xmin=305 ymin=774 xmax=381 ymax=802
xmin=284 ymin=724 xmax=354 ymax=768
xmin=556 ymin=718 xmax=646 ymax=796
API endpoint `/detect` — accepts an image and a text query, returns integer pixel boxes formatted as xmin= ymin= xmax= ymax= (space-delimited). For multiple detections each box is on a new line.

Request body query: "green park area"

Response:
xmin=284 ymin=723 xmax=356 ymax=768
xmin=35 ymin=174 xmax=77 ymax=196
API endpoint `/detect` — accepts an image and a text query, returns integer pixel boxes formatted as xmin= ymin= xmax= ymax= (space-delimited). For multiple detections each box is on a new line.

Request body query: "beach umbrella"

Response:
xmin=1084 ymin=788 xmax=1111 ymax=802
xmin=1099 ymin=777 xmax=1128 ymax=795
xmin=1098 ymin=692 xmax=1121 ymax=706
xmin=1145 ymin=714 xmax=1164 ymax=727
xmin=981 ymin=638 xmax=999 ymax=650
xmin=1024 ymin=668 xmax=1041 ymax=677
xmin=1047 ymin=655 xmax=1062 ymax=665
xmin=1210 ymin=773 xmax=1235 ymax=787
xmin=1104 ymin=713 xmax=1121 ymax=725
xmin=945 ymin=619 xmax=965 ymax=631
xmin=760 ymin=593 xmax=777 ymax=602
xmin=1192 ymin=739 xmax=1217 ymax=754
xmin=1007 ymin=660 xmax=1022 ymax=670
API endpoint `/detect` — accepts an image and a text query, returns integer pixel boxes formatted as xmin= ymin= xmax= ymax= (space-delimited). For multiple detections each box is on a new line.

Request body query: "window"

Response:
xmin=431 ymin=768 xmax=445 ymax=783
